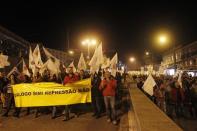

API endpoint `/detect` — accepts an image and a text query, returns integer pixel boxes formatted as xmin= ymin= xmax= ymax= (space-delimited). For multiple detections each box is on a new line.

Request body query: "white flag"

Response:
xmin=89 ymin=46 xmax=99 ymax=74
xmin=143 ymin=74 xmax=156 ymax=96
xmin=78 ymin=53 xmax=86 ymax=70
xmin=0 ymin=54 xmax=10 ymax=68
xmin=29 ymin=46 xmax=35 ymax=70
xmin=43 ymin=46 xmax=56 ymax=59
xmin=47 ymin=59 xmax=60 ymax=75
xmin=102 ymin=56 xmax=110 ymax=69
xmin=89 ymin=45 xmax=98 ymax=66
xmin=68 ymin=61 xmax=76 ymax=73
xmin=43 ymin=46 xmax=60 ymax=73
xmin=22 ymin=59 xmax=30 ymax=77
xmin=33 ymin=44 xmax=43 ymax=68
xmin=96 ymin=44 xmax=104 ymax=66
xmin=110 ymin=53 xmax=118 ymax=77
xmin=39 ymin=60 xmax=48 ymax=75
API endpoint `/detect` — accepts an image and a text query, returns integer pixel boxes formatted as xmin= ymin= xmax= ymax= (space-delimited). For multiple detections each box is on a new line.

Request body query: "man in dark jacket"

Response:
xmin=91 ymin=72 xmax=102 ymax=118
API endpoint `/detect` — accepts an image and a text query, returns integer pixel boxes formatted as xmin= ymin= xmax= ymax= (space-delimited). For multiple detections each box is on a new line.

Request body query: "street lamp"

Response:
xmin=82 ymin=38 xmax=97 ymax=59
xmin=156 ymin=33 xmax=176 ymax=71
xmin=129 ymin=57 xmax=135 ymax=62
xmin=145 ymin=51 xmax=149 ymax=56
xmin=157 ymin=34 xmax=169 ymax=46
xmin=68 ymin=50 xmax=74 ymax=55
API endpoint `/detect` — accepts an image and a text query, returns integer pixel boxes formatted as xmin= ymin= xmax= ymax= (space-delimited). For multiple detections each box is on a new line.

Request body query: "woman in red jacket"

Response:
xmin=99 ymin=71 xmax=117 ymax=125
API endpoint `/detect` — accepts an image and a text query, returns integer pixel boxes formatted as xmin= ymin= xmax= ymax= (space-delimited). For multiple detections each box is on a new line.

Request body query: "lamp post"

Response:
xmin=82 ymin=39 xmax=97 ymax=59
xmin=129 ymin=57 xmax=136 ymax=70
xmin=157 ymin=34 xmax=176 ymax=72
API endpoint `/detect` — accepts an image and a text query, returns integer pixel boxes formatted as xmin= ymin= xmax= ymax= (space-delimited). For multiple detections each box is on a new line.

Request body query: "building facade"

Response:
xmin=162 ymin=41 xmax=197 ymax=71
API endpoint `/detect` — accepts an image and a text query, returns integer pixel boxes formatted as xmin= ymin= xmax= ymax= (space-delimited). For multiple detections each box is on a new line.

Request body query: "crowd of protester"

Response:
xmin=0 ymin=67 xmax=132 ymax=126
xmin=135 ymin=72 xmax=197 ymax=119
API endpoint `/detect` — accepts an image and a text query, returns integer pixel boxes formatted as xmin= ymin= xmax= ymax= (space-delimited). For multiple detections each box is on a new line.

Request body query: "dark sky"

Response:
xmin=1 ymin=1 xmax=197 ymax=63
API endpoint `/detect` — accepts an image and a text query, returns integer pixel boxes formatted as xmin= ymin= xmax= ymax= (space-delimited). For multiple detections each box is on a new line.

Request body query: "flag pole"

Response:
xmin=7 ymin=58 xmax=23 ymax=77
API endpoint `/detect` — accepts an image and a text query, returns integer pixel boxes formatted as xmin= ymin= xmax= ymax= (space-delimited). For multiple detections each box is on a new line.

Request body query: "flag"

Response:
xmin=89 ymin=46 xmax=99 ymax=74
xmin=43 ymin=46 xmax=56 ymax=59
xmin=42 ymin=46 xmax=60 ymax=73
xmin=47 ymin=59 xmax=60 ymax=75
xmin=22 ymin=59 xmax=30 ymax=77
xmin=33 ymin=44 xmax=43 ymax=68
xmin=68 ymin=61 xmax=76 ymax=72
xmin=0 ymin=54 xmax=10 ymax=68
xmin=29 ymin=46 xmax=35 ymax=69
xmin=78 ymin=53 xmax=86 ymax=70
xmin=101 ymin=56 xmax=110 ymax=69
xmin=110 ymin=53 xmax=118 ymax=77
xmin=89 ymin=45 xmax=98 ymax=66
xmin=39 ymin=58 xmax=60 ymax=76
xmin=143 ymin=74 xmax=156 ymax=96
xmin=95 ymin=44 xmax=104 ymax=66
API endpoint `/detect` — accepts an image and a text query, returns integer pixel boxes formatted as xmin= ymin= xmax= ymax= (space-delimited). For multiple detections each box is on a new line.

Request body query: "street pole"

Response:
xmin=87 ymin=43 xmax=90 ymax=59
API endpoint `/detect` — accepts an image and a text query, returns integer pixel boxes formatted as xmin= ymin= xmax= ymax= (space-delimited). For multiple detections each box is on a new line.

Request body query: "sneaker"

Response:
xmin=112 ymin=120 xmax=117 ymax=125
xmin=107 ymin=119 xmax=111 ymax=123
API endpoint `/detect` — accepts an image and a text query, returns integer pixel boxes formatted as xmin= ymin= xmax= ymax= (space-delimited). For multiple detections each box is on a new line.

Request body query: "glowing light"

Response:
xmin=68 ymin=50 xmax=74 ymax=55
xmin=145 ymin=51 xmax=149 ymax=56
xmin=129 ymin=57 xmax=135 ymax=62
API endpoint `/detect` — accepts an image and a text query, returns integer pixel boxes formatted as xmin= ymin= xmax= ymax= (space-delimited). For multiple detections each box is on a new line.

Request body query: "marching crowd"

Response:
xmin=2 ymin=63 xmax=196 ymax=128
xmin=135 ymin=73 xmax=197 ymax=119
xmin=0 ymin=67 xmax=131 ymax=125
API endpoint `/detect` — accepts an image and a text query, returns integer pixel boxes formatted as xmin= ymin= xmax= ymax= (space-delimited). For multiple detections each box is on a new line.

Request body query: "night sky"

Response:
xmin=1 ymin=1 xmax=197 ymax=64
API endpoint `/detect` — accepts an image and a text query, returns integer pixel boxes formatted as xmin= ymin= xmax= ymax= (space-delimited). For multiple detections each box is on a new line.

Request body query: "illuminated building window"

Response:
xmin=190 ymin=60 xmax=193 ymax=65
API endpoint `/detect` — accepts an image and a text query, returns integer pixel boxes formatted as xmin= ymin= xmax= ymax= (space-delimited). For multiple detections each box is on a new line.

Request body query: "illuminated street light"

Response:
xmin=129 ymin=57 xmax=135 ymax=62
xmin=157 ymin=34 xmax=168 ymax=45
xmin=145 ymin=51 xmax=149 ymax=56
xmin=68 ymin=50 xmax=74 ymax=55
xmin=81 ymin=38 xmax=97 ymax=59
xmin=91 ymin=39 xmax=97 ymax=45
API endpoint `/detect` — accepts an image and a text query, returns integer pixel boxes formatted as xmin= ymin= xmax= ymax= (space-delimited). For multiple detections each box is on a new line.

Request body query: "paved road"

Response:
xmin=0 ymin=112 xmax=118 ymax=131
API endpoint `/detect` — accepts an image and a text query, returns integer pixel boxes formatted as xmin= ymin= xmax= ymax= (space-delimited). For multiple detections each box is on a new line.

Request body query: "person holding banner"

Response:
xmin=0 ymin=72 xmax=8 ymax=109
xmin=34 ymin=72 xmax=44 ymax=118
xmin=99 ymin=71 xmax=117 ymax=125
xmin=14 ymin=74 xmax=32 ymax=117
xmin=2 ymin=74 xmax=19 ymax=117
xmin=50 ymin=74 xmax=59 ymax=119
xmin=63 ymin=67 xmax=78 ymax=121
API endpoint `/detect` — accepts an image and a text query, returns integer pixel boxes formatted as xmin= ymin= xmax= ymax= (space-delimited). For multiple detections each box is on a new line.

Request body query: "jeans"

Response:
xmin=64 ymin=105 xmax=70 ymax=119
xmin=52 ymin=106 xmax=57 ymax=118
xmin=104 ymin=96 xmax=116 ymax=120
xmin=92 ymin=96 xmax=102 ymax=116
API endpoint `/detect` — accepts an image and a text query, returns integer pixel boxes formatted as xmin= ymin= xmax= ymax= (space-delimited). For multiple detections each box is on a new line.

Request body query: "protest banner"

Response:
xmin=12 ymin=78 xmax=91 ymax=107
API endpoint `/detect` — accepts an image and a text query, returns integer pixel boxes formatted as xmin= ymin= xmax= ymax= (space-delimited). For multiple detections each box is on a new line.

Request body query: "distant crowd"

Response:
xmin=135 ymin=73 xmax=197 ymax=119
